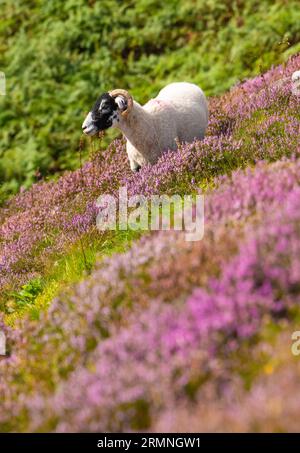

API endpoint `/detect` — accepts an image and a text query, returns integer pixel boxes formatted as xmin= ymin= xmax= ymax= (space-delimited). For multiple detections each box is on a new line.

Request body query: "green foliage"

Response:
xmin=0 ymin=0 xmax=300 ymax=199
xmin=8 ymin=277 xmax=43 ymax=311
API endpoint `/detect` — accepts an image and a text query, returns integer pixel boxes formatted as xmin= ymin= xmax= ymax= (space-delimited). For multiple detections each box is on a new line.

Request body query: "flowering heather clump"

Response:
xmin=153 ymin=332 xmax=300 ymax=433
xmin=206 ymin=156 xmax=300 ymax=225
xmin=0 ymin=140 xmax=130 ymax=292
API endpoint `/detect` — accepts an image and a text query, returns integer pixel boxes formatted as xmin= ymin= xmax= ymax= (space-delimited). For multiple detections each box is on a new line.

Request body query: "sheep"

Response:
xmin=82 ymin=82 xmax=208 ymax=172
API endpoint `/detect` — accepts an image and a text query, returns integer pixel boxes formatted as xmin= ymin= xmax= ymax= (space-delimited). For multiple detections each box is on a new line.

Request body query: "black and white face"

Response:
xmin=82 ymin=92 xmax=126 ymax=136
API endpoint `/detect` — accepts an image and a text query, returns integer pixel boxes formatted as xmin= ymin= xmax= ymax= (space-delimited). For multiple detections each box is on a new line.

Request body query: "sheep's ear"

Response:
xmin=115 ymin=95 xmax=127 ymax=112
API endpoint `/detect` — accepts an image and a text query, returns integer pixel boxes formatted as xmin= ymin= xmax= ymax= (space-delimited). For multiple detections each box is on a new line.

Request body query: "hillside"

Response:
xmin=0 ymin=0 xmax=300 ymax=199
xmin=0 ymin=54 xmax=300 ymax=432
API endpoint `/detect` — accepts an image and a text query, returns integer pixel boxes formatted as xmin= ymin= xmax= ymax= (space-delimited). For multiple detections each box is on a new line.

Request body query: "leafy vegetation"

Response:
xmin=0 ymin=0 xmax=300 ymax=199
xmin=8 ymin=278 xmax=43 ymax=311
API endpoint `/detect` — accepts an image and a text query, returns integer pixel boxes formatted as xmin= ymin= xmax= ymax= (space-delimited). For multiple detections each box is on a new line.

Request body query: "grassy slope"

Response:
xmin=0 ymin=0 xmax=300 ymax=198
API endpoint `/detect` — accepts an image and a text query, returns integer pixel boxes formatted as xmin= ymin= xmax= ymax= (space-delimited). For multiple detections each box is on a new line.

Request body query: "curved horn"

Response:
xmin=109 ymin=89 xmax=133 ymax=118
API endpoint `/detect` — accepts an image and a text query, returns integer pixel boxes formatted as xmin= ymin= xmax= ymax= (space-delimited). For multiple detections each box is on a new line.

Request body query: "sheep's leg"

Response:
xmin=129 ymin=159 xmax=141 ymax=173
xmin=126 ymin=142 xmax=144 ymax=172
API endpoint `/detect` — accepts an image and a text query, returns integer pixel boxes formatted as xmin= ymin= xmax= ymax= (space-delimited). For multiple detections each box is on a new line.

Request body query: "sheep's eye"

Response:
xmin=100 ymin=100 xmax=110 ymax=111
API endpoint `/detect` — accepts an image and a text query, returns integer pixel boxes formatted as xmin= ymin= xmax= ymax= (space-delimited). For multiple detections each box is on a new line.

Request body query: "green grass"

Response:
xmin=4 ymin=228 xmax=142 ymax=325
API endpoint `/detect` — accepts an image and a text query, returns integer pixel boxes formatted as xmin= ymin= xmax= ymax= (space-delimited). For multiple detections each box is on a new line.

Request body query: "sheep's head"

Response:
xmin=82 ymin=89 xmax=133 ymax=135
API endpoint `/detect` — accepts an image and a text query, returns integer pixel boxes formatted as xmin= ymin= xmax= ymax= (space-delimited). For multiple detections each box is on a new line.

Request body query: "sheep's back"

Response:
xmin=157 ymin=82 xmax=206 ymax=109
xmin=141 ymin=82 xmax=208 ymax=154
xmin=157 ymin=82 xmax=208 ymax=141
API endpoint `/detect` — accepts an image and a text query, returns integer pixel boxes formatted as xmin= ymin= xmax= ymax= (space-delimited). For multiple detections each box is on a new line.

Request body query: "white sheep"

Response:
xmin=82 ymin=82 xmax=208 ymax=171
